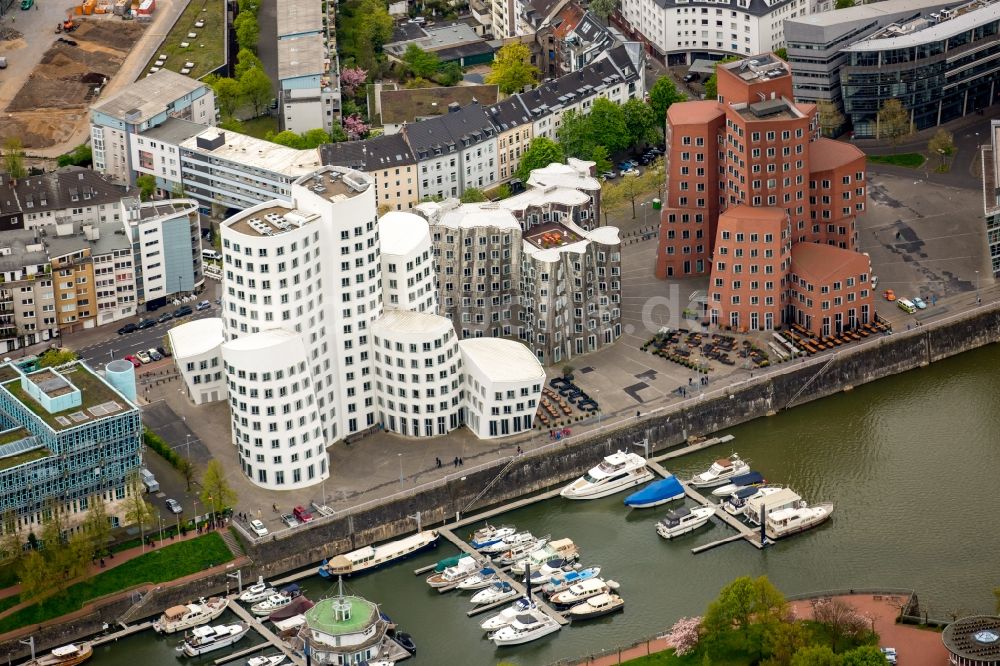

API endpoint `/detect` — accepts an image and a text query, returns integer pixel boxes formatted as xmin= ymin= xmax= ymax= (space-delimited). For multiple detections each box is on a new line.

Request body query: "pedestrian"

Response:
xmin=516 ymin=445 xmax=522 ymax=455
xmin=874 ymin=231 xmax=878 ymax=240
xmin=459 ymin=457 xmax=464 ymax=466
xmin=435 ymin=456 xmax=441 ymax=468
xmin=636 ymin=410 xmax=640 ymax=420
xmin=100 ymin=558 xmax=105 ymax=568
xmin=453 ymin=456 xmax=458 ymax=467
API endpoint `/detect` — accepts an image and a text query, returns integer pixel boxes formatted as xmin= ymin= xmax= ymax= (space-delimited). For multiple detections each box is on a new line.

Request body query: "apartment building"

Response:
xmin=170 ymin=166 xmax=544 ymax=490
xmin=617 ymin=0 xmax=809 ymax=66
xmin=0 ymin=167 xmax=126 ymax=231
xmin=121 ymin=198 xmax=204 ymax=307
xmin=277 ymin=0 xmax=341 ymax=134
xmin=655 ymin=53 xmax=873 ymax=335
xmin=319 ymin=133 xmax=421 ymax=213
xmin=523 ymin=0 xmax=615 ymax=77
xmin=91 ymin=69 xmax=215 ymax=185
xmin=983 ymin=120 xmax=1000 ymax=277
xmin=377 ymin=85 xmax=499 ymax=135
xmin=487 ymin=96 xmax=534 ymax=184
xmin=0 ymin=232 xmax=57 ymax=353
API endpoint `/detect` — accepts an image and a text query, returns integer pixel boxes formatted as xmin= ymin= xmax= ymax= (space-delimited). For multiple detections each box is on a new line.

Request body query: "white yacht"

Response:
xmin=247 ymin=656 xmax=286 ymax=666
xmin=238 ymin=577 xmax=274 ymax=604
xmin=655 ymin=506 xmax=716 ymax=539
xmin=321 ymin=530 xmax=439 ymax=577
xmin=153 ymin=597 xmax=228 ymax=634
xmin=480 ymin=597 xmax=537 ymax=632
xmin=250 ymin=593 xmax=292 ymax=617
xmin=425 ymin=555 xmax=479 ymax=588
xmin=723 ymin=486 xmax=785 ymax=517
xmin=765 ymin=502 xmax=834 ymax=539
xmin=480 ymin=530 xmax=535 ymax=555
xmin=469 ymin=524 xmax=515 ymax=550
xmin=744 ymin=487 xmax=802 ymax=525
xmin=690 ymin=454 xmax=750 ymax=488
xmin=561 ymin=451 xmax=654 ymax=500
xmin=178 ymin=624 xmax=249 ymax=657
xmin=550 ymin=578 xmax=618 ymax=607
xmin=471 ymin=581 xmax=518 ymax=605
xmin=456 ymin=567 xmax=498 ymax=590
xmin=498 ymin=535 xmax=549 ymax=565
xmin=490 ymin=608 xmax=561 ymax=646
xmin=566 ymin=593 xmax=625 ymax=621
xmin=509 ymin=538 xmax=578 ymax=575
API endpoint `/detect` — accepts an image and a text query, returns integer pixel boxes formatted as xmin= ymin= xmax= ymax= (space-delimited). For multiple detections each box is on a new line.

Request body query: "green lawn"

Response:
xmin=0 ymin=533 xmax=232 ymax=633
xmin=239 ymin=115 xmax=279 ymax=140
xmin=867 ymin=153 xmax=926 ymax=168
xmin=0 ymin=595 xmax=19 ymax=614
xmin=142 ymin=0 xmax=226 ymax=81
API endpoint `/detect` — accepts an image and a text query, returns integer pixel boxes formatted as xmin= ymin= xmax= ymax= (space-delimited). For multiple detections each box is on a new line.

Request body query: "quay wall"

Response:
xmin=3 ymin=305 xmax=998 ymax=656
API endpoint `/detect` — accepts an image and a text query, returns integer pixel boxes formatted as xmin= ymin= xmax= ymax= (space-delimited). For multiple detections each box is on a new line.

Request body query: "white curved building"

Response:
xmin=460 ymin=338 xmax=545 ymax=439
xmin=169 ymin=317 xmax=226 ymax=406
xmin=379 ymin=212 xmax=438 ymax=314
xmin=372 ymin=310 xmax=463 ymax=438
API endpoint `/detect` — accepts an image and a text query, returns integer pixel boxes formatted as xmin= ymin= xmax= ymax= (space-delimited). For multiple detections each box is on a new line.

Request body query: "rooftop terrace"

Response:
xmin=227 ymin=205 xmax=320 ymax=238
xmin=723 ymin=53 xmax=790 ymax=83
xmin=524 ymin=221 xmax=585 ymax=250
xmin=2 ymin=363 xmax=130 ymax=431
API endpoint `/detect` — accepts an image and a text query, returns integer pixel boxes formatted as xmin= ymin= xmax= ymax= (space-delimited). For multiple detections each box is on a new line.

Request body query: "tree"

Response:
xmin=460 ymin=188 xmax=487 ymax=203
xmin=556 ymin=110 xmax=594 ymax=160
xmin=589 ymin=0 xmax=618 ymax=20
xmin=589 ymin=98 xmax=629 ymax=153
xmin=438 ymin=61 xmax=464 ymax=86
xmin=876 ymin=98 xmax=911 ymax=144
xmin=83 ymin=495 xmax=111 ymax=558
xmin=340 ymin=67 xmax=368 ymax=97
xmin=301 ymin=128 xmax=333 ymax=148
xmin=57 ymin=144 xmax=92 ymax=168
xmin=38 ymin=348 xmax=78 ymax=368
xmin=200 ymin=459 xmax=238 ymax=516
xmin=764 ymin=620 xmax=811 ymax=666
xmin=704 ymin=55 xmax=740 ymax=101
xmin=515 ymin=137 xmax=564 ymax=180
xmin=664 ymin=616 xmax=702 ymax=657
xmin=329 ymin=123 xmax=348 ymax=143
xmin=40 ymin=501 xmax=86 ymax=589
xmin=0 ymin=511 xmax=21 ymax=565
xmin=600 ymin=181 xmax=625 ymax=224
xmin=835 ymin=0 xmax=854 ymax=8
xmin=622 ymin=97 xmax=658 ymax=148
xmin=775 ymin=47 xmax=788 ymax=60
xmin=235 ymin=48 xmax=263 ymax=79
xmin=3 ymin=137 xmax=26 ymax=180
xmin=402 ymin=44 xmax=440 ymax=79
xmin=816 ymin=100 xmax=846 ymax=137
xmin=841 ymin=646 xmax=889 ymax=666
xmin=18 ymin=551 xmax=54 ymax=601
xmin=234 ymin=13 xmax=260 ymax=52
xmin=218 ymin=117 xmax=245 ymax=132
xmin=928 ymin=128 xmax=955 ymax=168
xmin=213 ymin=77 xmax=244 ymax=119
xmin=240 ymin=67 xmax=273 ymax=118
xmin=791 ymin=646 xmax=842 ymax=666
xmin=358 ymin=0 xmax=394 ymax=49
xmin=649 ymin=75 xmax=685 ymax=123
xmin=271 ymin=130 xmax=306 ymax=149
xmin=813 ymin=598 xmax=872 ymax=652
xmin=703 ymin=576 xmax=788 ymax=651
xmin=485 ymin=42 xmax=539 ymax=94
xmin=344 ymin=114 xmax=370 ymax=139
xmin=590 ymin=144 xmax=612 ymax=174
xmin=124 ymin=474 xmax=155 ymax=547
xmin=136 ymin=174 xmax=157 ymax=201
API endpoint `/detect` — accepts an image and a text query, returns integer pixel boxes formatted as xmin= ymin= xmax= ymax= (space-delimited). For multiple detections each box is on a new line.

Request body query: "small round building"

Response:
xmin=943 ymin=616 xmax=1000 ymax=666
xmin=299 ymin=593 xmax=391 ymax=665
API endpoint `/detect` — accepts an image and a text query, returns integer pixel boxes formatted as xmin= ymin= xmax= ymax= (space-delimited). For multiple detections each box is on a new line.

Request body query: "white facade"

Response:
xmin=379 ymin=212 xmax=438 ymax=313
xmin=530 ymin=74 xmax=642 ymax=141
xmin=460 ymin=338 xmax=544 ymax=439
xmin=460 ymin=139 xmax=499 ymax=191
xmin=132 ymin=132 xmax=184 ymax=191
xmin=122 ymin=199 xmax=204 ymax=303
xmin=170 ymin=317 xmax=227 ymax=406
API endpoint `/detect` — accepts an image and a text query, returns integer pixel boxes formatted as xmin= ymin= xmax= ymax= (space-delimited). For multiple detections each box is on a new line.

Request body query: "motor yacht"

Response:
xmin=655 ymin=506 xmax=716 ymax=539
xmin=510 ymin=538 xmax=578 ymax=575
xmin=470 ymin=581 xmax=518 ymax=605
xmin=689 ymin=454 xmax=750 ymax=488
xmin=566 ymin=592 xmax=625 ymax=621
xmin=744 ymin=487 xmax=802 ymax=525
xmin=153 ymin=597 xmax=228 ymax=634
xmin=247 ymin=656 xmax=286 ymax=666
xmin=469 ymin=524 xmax=516 ymax=551
xmin=490 ymin=608 xmax=562 ymax=646
xmin=480 ymin=530 xmax=535 ymax=555
xmin=238 ymin=576 xmax=272 ymax=603
xmin=250 ymin=593 xmax=293 ymax=617
xmin=456 ymin=567 xmax=498 ymax=591
xmin=710 ymin=471 xmax=765 ymax=497
xmin=765 ymin=502 xmax=834 ymax=540
xmin=723 ymin=486 xmax=784 ymax=517
xmin=480 ymin=597 xmax=537 ymax=631
xmin=425 ymin=555 xmax=479 ymax=588
xmin=178 ymin=624 xmax=249 ymax=657
xmin=26 ymin=644 xmax=93 ymax=666
xmin=550 ymin=578 xmax=617 ymax=607
xmin=541 ymin=567 xmax=601 ymax=596
xmin=497 ymin=535 xmax=549 ymax=565
xmin=624 ymin=475 xmax=685 ymax=508
xmin=561 ymin=451 xmax=654 ymax=500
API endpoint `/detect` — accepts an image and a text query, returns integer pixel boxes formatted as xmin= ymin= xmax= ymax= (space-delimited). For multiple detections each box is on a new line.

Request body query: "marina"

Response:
xmin=66 ymin=344 xmax=1000 ymax=665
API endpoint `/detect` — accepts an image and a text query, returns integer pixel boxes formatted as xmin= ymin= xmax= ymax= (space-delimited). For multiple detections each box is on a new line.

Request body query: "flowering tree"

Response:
xmin=344 ymin=114 xmax=370 ymax=140
xmin=664 ymin=616 xmax=701 ymax=656
xmin=812 ymin=598 xmax=872 ymax=651
xmin=340 ymin=67 xmax=368 ymax=97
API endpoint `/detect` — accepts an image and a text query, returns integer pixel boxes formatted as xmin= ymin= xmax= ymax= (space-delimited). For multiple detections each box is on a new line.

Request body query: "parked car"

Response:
xmin=157 ymin=312 xmax=173 ymax=324
xmin=637 ymin=155 xmax=652 ymax=166
xmin=147 ymin=348 xmax=163 ymax=362
xmin=897 ymin=298 xmax=917 ymax=314
xmin=882 ymin=289 xmax=896 ymax=301
xmin=293 ymin=505 xmax=314 ymax=523
xmin=173 ymin=305 xmax=193 ymax=318
xmin=682 ymin=72 xmax=700 ymax=83
xmin=124 ymin=355 xmax=141 ymax=367
xmin=0 ymin=57 xmax=7 ymax=70
xmin=601 ymin=171 xmax=617 ymax=180
xmin=137 ymin=318 xmax=156 ymax=330
xmin=912 ymin=296 xmax=927 ymax=309
xmin=135 ymin=350 xmax=152 ymax=364
xmin=250 ymin=519 xmax=269 ymax=537
xmin=880 ymin=648 xmax=897 ymax=665
xmin=280 ymin=513 xmax=299 ymax=528
xmin=20 ymin=0 xmax=33 ymax=9
xmin=623 ymin=168 xmax=642 ymax=177
xmin=196 ymin=299 xmax=211 ymax=311
xmin=165 ymin=498 xmax=183 ymax=514
xmin=617 ymin=161 xmax=635 ymax=171
xmin=157 ymin=345 xmax=172 ymax=358
xmin=117 ymin=323 xmax=137 ymax=335
xmin=647 ymin=146 xmax=664 ymax=156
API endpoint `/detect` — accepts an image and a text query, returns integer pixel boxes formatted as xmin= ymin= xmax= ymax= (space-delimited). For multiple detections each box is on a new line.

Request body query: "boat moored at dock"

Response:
xmin=153 ymin=597 xmax=228 ymax=634
xmin=498 ymin=535 xmax=549 ymax=565
xmin=655 ymin=506 xmax=716 ymax=539
xmin=480 ymin=530 xmax=536 ymax=555
xmin=480 ymin=597 xmax=538 ymax=632
xmin=238 ymin=577 xmax=274 ymax=604
xmin=690 ymin=454 xmax=750 ymax=488
xmin=456 ymin=567 xmax=498 ymax=590
xmin=549 ymin=578 xmax=618 ymax=607
xmin=246 ymin=656 xmax=286 ymax=666
xmin=744 ymin=488 xmax=802 ymax=525
xmin=710 ymin=471 xmax=766 ymax=497
xmin=489 ymin=608 xmax=561 ymax=646
xmin=722 ymin=486 xmax=784 ymax=517
xmin=320 ymin=531 xmax=439 ymax=578
xmin=26 ymin=643 xmax=93 ymax=666
xmin=765 ymin=502 xmax=834 ymax=539
xmin=471 ymin=581 xmax=518 ymax=605
xmin=510 ymin=538 xmax=579 ymax=575
xmin=561 ymin=451 xmax=654 ymax=500
xmin=541 ymin=567 xmax=602 ymax=596
xmin=566 ymin=593 xmax=624 ymax=621
xmin=178 ymin=624 xmax=249 ymax=657
xmin=469 ymin=524 xmax=516 ymax=551
xmin=426 ymin=555 xmax=479 ymax=588
xmin=624 ymin=475 xmax=685 ymax=508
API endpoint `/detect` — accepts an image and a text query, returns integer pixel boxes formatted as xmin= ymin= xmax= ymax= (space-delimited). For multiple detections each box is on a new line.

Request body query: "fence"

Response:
xmin=549 ymin=631 xmax=670 ymax=666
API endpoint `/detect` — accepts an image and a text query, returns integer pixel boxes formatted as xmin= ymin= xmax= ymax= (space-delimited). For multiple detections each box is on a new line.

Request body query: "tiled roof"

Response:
xmin=320 ymin=134 xmax=416 ymax=170
xmin=791 ymin=241 xmax=869 ymax=285
xmin=486 ymin=96 xmax=532 ymax=131
xmin=808 ymin=138 xmax=866 ymax=173
xmin=403 ymin=103 xmax=496 ymax=159
xmin=0 ymin=167 xmax=124 ymax=216
xmin=518 ymin=45 xmax=635 ymax=116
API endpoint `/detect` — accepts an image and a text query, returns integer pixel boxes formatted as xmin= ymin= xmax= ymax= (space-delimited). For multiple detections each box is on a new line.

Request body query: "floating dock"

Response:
xmin=91 ymin=621 xmax=154 ymax=646
xmin=228 ymin=599 xmax=307 ymax=666
xmin=654 ymin=434 xmax=736 ymax=461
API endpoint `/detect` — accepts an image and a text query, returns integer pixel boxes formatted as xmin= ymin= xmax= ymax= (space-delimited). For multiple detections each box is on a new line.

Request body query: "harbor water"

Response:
xmin=89 ymin=344 xmax=1000 ymax=666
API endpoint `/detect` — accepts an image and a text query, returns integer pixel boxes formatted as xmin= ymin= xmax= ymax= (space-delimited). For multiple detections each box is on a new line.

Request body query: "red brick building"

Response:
xmin=655 ymin=52 xmax=873 ymax=335
xmin=788 ymin=243 xmax=874 ymax=336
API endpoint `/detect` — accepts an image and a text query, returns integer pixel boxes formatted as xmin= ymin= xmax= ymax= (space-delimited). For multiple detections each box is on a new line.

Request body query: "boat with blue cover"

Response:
xmin=624 ymin=475 xmax=685 ymax=508
xmin=469 ymin=524 xmax=515 ymax=550
xmin=711 ymin=471 xmax=766 ymax=497
xmin=541 ymin=566 xmax=602 ymax=596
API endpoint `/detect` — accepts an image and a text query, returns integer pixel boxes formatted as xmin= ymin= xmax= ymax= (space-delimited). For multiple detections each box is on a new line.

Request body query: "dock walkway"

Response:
xmin=91 ymin=621 xmax=155 ymax=647
xmin=229 ymin=599 xmax=306 ymax=666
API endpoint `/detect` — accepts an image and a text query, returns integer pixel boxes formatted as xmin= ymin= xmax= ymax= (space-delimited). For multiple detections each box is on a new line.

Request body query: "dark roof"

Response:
xmin=486 ymin=96 xmax=532 ymax=131
xmin=434 ymin=41 xmax=497 ymax=62
xmin=0 ymin=167 xmax=124 ymax=216
xmin=319 ymin=134 xmax=416 ymax=170
xmin=391 ymin=20 xmax=426 ymax=43
xmin=522 ymin=0 xmax=568 ymax=28
xmin=402 ymin=102 xmax=496 ymax=159
xmin=647 ymin=0 xmax=797 ymax=17
xmin=380 ymin=85 xmax=499 ymax=125
xmin=571 ymin=12 xmax=613 ymax=48
xmin=141 ymin=117 xmax=208 ymax=145
xmin=517 ymin=44 xmax=637 ymax=116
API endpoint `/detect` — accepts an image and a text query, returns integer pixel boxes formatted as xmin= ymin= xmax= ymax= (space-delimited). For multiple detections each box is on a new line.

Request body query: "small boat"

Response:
xmin=723 ymin=486 xmax=784 ymax=517
xmin=153 ymin=597 xmax=228 ymax=634
xmin=271 ymin=615 xmax=306 ymax=634
xmin=765 ymin=501 xmax=834 ymax=539
xmin=711 ymin=471 xmax=766 ymax=497
xmin=268 ymin=596 xmax=313 ymax=622
xmin=247 ymin=656 xmax=286 ymax=666
xmin=510 ymin=538 xmax=578 ymax=575
xmin=690 ymin=454 xmax=750 ymax=488
xmin=655 ymin=506 xmax=716 ymax=539
xmin=490 ymin=608 xmax=561 ymax=646
xmin=745 ymin=487 xmax=802 ymax=525
xmin=497 ymin=535 xmax=550 ymax=566
xmin=251 ymin=593 xmax=293 ymax=617
xmin=567 ymin=592 xmax=625 ymax=621
xmin=432 ymin=554 xmax=463 ymax=573
xmin=26 ymin=643 xmax=93 ymax=666
xmin=471 ymin=581 xmax=518 ymax=605
xmin=238 ymin=576 xmax=273 ymax=603
xmin=561 ymin=451 xmax=654 ymax=500
xmin=541 ymin=566 xmax=601 ymax=596
xmin=528 ymin=559 xmax=574 ymax=582
xmin=480 ymin=530 xmax=536 ymax=555
xmin=624 ymin=475 xmax=685 ymax=508
xmin=393 ymin=632 xmax=416 ymax=655
xmin=550 ymin=578 xmax=618 ymax=607
xmin=480 ymin=597 xmax=537 ymax=631
xmin=425 ymin=555 xmax=479 ymax=588
xmin=178 ymin=624 xmax=249 ymax=657
xmin=469 ymin=524 xmax=516 ymax=550
xmin=456 ymin=567 xmax=498 ymax=590
xmin=319 ymin=530 xmax=439 ymax=578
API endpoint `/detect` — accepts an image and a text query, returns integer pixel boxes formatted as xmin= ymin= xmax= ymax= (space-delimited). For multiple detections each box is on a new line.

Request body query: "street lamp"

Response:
xmin=397 ymin=453 xmax=403 ymax=487
xmin=595 ymin=389 xmax=601 ymax=427
xmin=158 ymin=514 xmax=163 ymax=544
xmin=976 ymin=269 xmax=980 ymax=304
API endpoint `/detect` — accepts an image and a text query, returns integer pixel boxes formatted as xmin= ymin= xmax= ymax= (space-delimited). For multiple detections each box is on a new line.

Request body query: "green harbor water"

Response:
xmin=89 ymin=344 xmax=1000 ymax=666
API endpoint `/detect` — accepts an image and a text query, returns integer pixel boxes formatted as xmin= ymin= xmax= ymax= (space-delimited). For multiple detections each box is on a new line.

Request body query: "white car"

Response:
xmin=250 ymin=519 xmax=269 ymax=537
xmin=880 ymin=647 xmax=897 ymax=665
xmin=135 ymin=350 xmax=152 ymax=364
xmin=623 ymin=168 xmax=642 ymax=177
